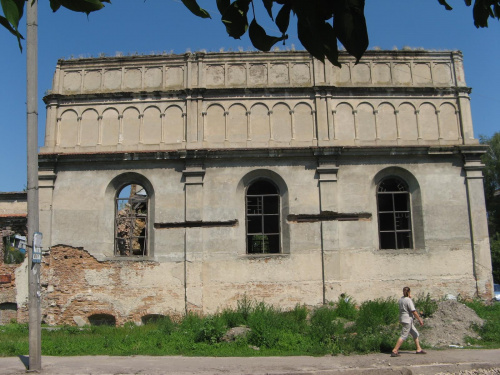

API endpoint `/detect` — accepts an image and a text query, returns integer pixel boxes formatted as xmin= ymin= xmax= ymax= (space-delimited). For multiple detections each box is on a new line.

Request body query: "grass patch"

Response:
xmin=1 ymin=298 xmax=499 ymax=357
xmin=463 ymin=300 xmax=500 ymax=348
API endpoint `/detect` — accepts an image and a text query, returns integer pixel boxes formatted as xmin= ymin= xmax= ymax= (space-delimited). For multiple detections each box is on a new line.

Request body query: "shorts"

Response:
xmin=400 ymin=320 xmax=419 ymax=340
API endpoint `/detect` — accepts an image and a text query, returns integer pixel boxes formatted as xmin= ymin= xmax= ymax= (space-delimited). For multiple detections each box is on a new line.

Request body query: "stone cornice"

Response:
xmin=38 ymin=145 xmax=487 ymax=166
xmin=54 ymin=50 xmax=462 ymax=67
xmin=43 ymin=85 xmax=471 ymax=106
xmin=0 ymin=192 xmax=27 ymax=202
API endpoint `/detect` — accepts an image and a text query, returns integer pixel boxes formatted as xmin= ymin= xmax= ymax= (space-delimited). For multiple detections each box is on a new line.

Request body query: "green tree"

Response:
xmin=1 ymin=0 xmax=500 ymax=66
xmin=480 ymin=133 xmax=500 ymax=283
xmin=490 ymin=234 xmax=500 ymax=284
xmin=480 ymin=134 xmax=500 ymax=236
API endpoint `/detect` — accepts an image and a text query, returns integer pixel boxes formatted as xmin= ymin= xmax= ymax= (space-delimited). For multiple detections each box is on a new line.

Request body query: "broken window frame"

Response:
xmin=377 ymin=177 xmax=413 ymax=250
xmin=246 ymin=179 xmax=281 ymax=254
xmin=114 ymin=184 xmax=149 ymax=257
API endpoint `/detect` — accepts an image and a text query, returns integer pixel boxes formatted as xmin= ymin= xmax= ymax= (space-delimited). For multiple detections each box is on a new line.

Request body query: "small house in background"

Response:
xmin=0 ymin=50 xmax=494 ymax=326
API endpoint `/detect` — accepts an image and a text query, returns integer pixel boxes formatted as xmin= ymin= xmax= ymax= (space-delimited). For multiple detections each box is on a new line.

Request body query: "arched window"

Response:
xmin=115 ymin=184 xmax=149 ymax=256
xmin=377 ymin=177 xmax=412 ymax=249
xmin=88 ymin=313 xmax=116 ymax=326
xmin=246 ymin=180 xmax=280 ymax=254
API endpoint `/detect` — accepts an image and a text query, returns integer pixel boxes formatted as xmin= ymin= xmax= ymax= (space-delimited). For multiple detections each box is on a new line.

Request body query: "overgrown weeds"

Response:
xmin=414 ymin=293 xmax=438 ymax=318
xmin=1 ymin=296 xmax=498 ymax=357
xmin=463 ymin=299 xmax=500 ymax=348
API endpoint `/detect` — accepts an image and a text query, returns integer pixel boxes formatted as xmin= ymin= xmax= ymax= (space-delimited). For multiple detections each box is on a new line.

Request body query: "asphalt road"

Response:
xmin=0 ymin=349 xmax=499 ymax=374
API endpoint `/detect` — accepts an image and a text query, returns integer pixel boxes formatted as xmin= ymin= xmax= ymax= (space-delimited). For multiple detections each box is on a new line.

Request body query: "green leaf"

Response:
xmin=276 ymin=2 xmax=291 ymax=34
xmin=249 ymin=18 xmax=286 ymax=51
xmin=0 ymin=14 xmax=23 ymax=51
xmin=464 ymin=0 xmax=472 ymax=6
xmin=321 ymin=22 xmax=340 ymax=68
xmin=222 ymin=0 xmax=251 ymax=39
xmin=262 ymin=0 xmax=274 ymax=20
xmin=437 ymin=0 xmax=453 ymax=10
xmin=297 ymin=18 xmax=326 ymax=63
xmin=1 ymin=0 xmax=24 ymax=30
xmin=216 ymin=0 xmax=230 ymax=15
xmin=49 ymin=0 xmax=61 ymax=12
xmin=473 ymin=0 xmax=492 ymax=27
xmin=318 ymin=0 xmax=335 ymax=20
xmin=0 ymin=14 xmax=20 ymax=37
xmin=181 ymin=0 xmax=211 ymax=19
xmin=333 ymin=0 xmax=368 ymax=63
xmin=294 ymin=0 xmax=332 ymax=63
xmin=53 ymin=0 xmax=107 ymax=15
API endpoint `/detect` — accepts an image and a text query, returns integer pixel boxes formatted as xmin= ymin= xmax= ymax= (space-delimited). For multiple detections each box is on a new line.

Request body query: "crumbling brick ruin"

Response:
xmin=41 ymin=245 xmax=183 ymax=326
xmin=0 ymin=192 xmax=27 ymax=324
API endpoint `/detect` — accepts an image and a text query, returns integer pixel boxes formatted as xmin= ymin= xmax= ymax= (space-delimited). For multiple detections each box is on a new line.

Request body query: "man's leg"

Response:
xmin=410 ymin=323 xmax=425 ymax=353
xmin=414 ymin=337 xmax=423 ymax=352
xmin=393 ymin=323 xmax=410 ymax=355
xmin=392 ymin=337 xmax=404 ymax=354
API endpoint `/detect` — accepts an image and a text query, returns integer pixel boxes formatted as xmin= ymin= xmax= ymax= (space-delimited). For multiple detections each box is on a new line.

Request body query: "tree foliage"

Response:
xmin=2 ymin=0 xmax=500 ymax=66
xmin=490 ymin=234 xmax=500 ymax=283
xmin=0 ymin=0 xmax=110 ymax=51
xmin=480 ymin=133 xmax=500 ymax=236
xmin=480 ymin=133 xmax=500 ymax=283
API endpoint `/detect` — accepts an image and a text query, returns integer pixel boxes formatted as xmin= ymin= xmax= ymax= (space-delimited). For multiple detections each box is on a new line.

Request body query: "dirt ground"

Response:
xmin=422 ymin=299 xmax=485 ymax=348
xmin=2 ymin=349 xmax=500 ymax=375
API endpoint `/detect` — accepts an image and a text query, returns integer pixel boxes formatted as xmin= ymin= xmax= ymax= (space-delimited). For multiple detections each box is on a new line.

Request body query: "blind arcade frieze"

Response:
xmin=42 ymin=50 xmax=475 ymax=153
xmin=51 ymin=51 xmax=464 ymax=95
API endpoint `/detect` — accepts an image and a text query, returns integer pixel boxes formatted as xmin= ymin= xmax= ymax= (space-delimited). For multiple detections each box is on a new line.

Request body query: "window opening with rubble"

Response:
xmin=88 ymin=313 xmax=116 ymax=326
xmin=246 ymin=179 xmax=281 ymax=254
xmin=377 ymin=177 xmax=413 ymax=249
xmin=115 ymin=184 xmax=148 ymax=256
xmin=2 ymin=234 xmax=26 ymax=264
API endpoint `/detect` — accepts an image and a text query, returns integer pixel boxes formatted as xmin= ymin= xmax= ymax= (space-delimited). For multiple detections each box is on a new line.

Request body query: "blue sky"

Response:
xmin=0 ymin=0 xmax=499 ymax=192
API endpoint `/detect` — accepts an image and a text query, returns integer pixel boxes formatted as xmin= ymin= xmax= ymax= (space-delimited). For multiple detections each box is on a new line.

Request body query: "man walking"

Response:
xmin=391 ymin=286 xmax=427 ymax=357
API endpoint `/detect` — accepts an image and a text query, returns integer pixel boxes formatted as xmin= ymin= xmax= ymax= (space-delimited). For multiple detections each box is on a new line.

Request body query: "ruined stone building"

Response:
xmin=0 ymin=50 xmax=494 ymax=326
xmin=0 ymin=192 xmax=27 ymax=324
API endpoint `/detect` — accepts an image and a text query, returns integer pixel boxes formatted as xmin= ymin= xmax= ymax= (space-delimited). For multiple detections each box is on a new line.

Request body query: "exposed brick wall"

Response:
xmin=41 ymin=245 xmax=184 ymax=326
xmin=0 ymin=263 xmax=18 ymax=304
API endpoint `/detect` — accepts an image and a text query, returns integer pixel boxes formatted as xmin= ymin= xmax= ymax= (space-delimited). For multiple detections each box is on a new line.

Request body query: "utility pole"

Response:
xmin=27 ymin=0 xmax=41 ymax=371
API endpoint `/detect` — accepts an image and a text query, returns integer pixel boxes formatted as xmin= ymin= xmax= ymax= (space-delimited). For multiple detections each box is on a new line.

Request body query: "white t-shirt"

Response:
xmin=398 ymin=296 xmax=416 ymax=323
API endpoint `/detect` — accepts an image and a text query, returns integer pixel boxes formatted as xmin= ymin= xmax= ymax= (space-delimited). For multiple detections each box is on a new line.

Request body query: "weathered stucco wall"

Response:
xmin=34 ymin=148 xmax=490 ymax=325
xmin=0 ymin=260 xmax=28 ymax=325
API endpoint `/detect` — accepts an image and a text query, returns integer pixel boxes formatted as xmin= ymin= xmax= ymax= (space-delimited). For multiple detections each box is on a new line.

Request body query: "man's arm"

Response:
xmin=412 ymin=310 xmax=424 ymax=326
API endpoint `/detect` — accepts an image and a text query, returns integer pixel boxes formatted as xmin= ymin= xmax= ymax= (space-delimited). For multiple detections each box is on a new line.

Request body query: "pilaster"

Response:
xmin=317 ymin=160 xmax=339 ymax=303
xmin=182 ymin=163 xmax=205 ymax=313
xmin=463 ymin=152 xmax=494 ymax=299
xmin=38 ymin=168 xmax=57 ymax=249
xmin=458 ymin=91 xmax=477 ymax=145
xmin=315 ymin=90 xmax=329 ymax=145
xmin=42 ymin=101 xmax=58 ymax=151
xmin=317 ymin=161 xmax=339 ymax=213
